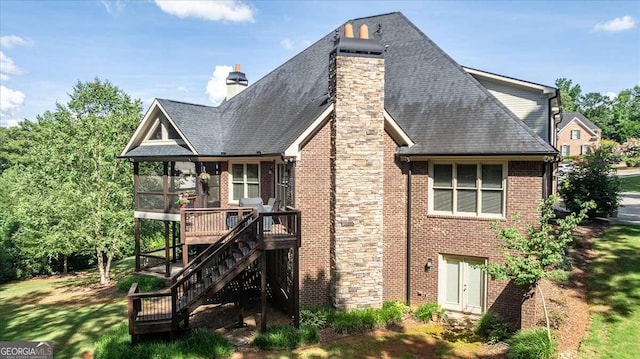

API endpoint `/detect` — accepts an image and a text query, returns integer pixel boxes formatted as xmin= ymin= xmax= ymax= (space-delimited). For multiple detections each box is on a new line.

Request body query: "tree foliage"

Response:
xmin=484 ymin=196 xmax=593 ymax=288
xmin=556 ymin=78 xmax=640 ymax=143
xmin=0 ymin=79 xmax=142 ymax=283
xmin=560 ymin=147 xmax=621 ymax=218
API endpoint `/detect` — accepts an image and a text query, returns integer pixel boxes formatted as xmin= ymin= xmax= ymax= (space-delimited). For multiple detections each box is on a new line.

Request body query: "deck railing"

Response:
xmin=181 ymin=207 xmax=255 ymax=244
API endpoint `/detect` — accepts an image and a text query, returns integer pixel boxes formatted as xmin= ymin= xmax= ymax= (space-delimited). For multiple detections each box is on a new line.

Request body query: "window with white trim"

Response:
xmin=231 ymin=163 xmax=260 ymax=201
xmin=561 ymin=145 xmax=570 ymax=156
xmin=431 ymin=163 xmax=505 ymax=217
xmin=581 ymin=145 xmax=591 ymax=155
xmin=571 ymin=129 xmax=580 ymax=139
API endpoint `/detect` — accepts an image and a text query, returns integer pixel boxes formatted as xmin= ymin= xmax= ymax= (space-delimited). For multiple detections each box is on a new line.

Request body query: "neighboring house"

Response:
xmin=557 ymin=112 xmax=601 ymax=157
xmin=121 ymin=12 xmax=559 ymax=333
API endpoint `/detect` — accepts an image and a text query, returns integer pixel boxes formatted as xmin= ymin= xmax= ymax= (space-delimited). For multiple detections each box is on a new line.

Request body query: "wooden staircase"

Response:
xmin=127 ymin=208 xmax=300 ymax=343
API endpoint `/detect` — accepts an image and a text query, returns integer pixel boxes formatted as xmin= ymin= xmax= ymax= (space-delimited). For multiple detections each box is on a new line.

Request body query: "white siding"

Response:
xmin=475 ymin=78 xmax=549 ymax=142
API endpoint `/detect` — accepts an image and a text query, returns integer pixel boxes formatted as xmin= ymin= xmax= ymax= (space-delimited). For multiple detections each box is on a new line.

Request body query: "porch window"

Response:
xmin=571 ymin=130 xmax=580 ymax=139
xmin=561 ymin=145 xmax=570 ymax=156
xmin=231 ymin=163 xmax=260 ymax=201
xmin=430 ymin=162 xmax=505 ymax=217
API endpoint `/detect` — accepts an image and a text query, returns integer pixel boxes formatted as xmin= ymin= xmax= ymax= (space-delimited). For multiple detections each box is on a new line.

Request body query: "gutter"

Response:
xmin=405 ymin=157 xmax=412 ymax=306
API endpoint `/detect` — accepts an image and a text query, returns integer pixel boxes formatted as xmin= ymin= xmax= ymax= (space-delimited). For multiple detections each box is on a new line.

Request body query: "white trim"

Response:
xmin=384 ymin=111 xmax=414 ymax=147
xmin=557 ymin=117 xmax=598 ymax=137
xmin=134 ymin=211 xmax=180 ymax=221
xmin=120 ymin=99 xmax=198 ymax=156
xmin=438 ymin=255 xmax=487 ymax=315
xmin=428 ymin=161 xmax=507 ymax=219
xmin=284 ymin=104 xmax=334 ymax=159
xmin=463 ymin=67 xmax=556 ymax=95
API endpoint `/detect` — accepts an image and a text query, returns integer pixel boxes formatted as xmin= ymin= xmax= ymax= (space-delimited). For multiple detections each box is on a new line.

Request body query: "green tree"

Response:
xmin=556 ymin=78 xmax=582 ymax=113
xmin=0 ymin=79 xmax=141 ymax=283
xmin=560 ymin=147 xmax=621 ymax=218
xmin=483 ymin=196 xmax=593 ymax=338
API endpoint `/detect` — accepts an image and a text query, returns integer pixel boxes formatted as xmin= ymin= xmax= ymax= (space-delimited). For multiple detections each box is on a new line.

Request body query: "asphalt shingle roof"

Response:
xmin=123 ymin=12 xmax=556 ymax=158
xmin=558 ymin=112 xmax=600 ymax=132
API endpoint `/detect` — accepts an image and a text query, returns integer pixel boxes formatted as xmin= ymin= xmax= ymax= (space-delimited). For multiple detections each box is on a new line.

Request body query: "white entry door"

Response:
xmin=439 ymin=256 xmax=486 ymax=314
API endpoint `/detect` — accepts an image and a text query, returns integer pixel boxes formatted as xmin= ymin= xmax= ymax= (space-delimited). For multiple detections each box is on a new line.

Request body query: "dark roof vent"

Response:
xmin=333 ymin=23 xmax=384 ymax=58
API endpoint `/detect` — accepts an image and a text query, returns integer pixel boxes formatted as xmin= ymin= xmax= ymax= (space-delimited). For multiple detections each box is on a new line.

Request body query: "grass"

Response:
xmin=620 ymin=175 xmax=640 ymax=192
xmin=252 ymin=325 xmax=319 ymax=350
xmin=578 ymin=225 xmax=640 ymax=358
xmin=115 ymin=274 xmax=166 ymax=292
xmin=94 ymin=323 xmax=233 ymax=359
xmin=0 ymin=257 xmax=136 ymax=358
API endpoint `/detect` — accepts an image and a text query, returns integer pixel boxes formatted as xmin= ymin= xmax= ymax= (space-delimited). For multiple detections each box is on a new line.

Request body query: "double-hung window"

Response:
xmin=431 ymin=163 xmax=505 ymax=217
xmin=561 ymin=145 xmax=570 ymax=156
xmin=571 ymin=130 xmax=581 ymax=139
xmin=231 ymin=163 xmax=260 ymax=201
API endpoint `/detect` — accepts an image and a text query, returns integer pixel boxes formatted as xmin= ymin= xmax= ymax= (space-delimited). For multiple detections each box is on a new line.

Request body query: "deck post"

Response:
xmin=134 ymin=218 xmax=141 ymax=272
xmin=293 ymin=246 xmax=300 ymax=329
xmin=181 ymin=208 xmax=188 ymax=266
xmin=260 ymin=251 xmax=267 ymax=332
xmin=164 ymin=220 xmax=170 ymax=277
xmin=172 ymin=221 xmax=177 ymax=263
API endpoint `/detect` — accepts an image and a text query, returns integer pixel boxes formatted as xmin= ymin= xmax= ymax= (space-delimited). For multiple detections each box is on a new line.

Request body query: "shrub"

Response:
xmin=475 ymin=311 xmax=512 ymax=344
xmin=381 ymin=300 xmax=410 ymax=326
xmin=546 ymin=269 xmax=571 ymax=283
xmin=94 ymin=324 xmax=233 ymax=359
xmin=413 ymin=302 xmax=444 ymax=323
xmin=252 ymin=325 xmax=318 ymax=350
xmin=300 ymin=305 xmax=335 ymax=329
xmin=116 ymin=274 xmax=166 ymax=292
xmin=508 ymin=328 xmax=557 ymax=359
xmin=333 ymin=308 xmax=385 ymax=334
xmin=560 ymin=147 xmax=621 ymax=218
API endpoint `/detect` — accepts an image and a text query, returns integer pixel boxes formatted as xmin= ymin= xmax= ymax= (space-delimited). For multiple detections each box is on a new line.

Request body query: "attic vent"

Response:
xmin=333 ymin=23 xmax=384 ymax=58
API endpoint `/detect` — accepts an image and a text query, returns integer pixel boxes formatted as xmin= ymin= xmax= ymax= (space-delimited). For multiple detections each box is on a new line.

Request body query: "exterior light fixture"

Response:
xmin=425 ymin=258 xmax=433 ymax=271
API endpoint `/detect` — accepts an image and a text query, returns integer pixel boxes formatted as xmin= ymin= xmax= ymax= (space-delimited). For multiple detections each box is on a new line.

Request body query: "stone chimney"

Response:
xmin=226 ymin=64 xmax=248 ymax=100
xmin=329 ymin=23 xmax=385 ymax=310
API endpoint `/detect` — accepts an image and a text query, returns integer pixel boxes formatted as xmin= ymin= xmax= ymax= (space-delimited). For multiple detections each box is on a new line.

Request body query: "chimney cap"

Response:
xmin=226 ymin=64 xmax=248 ymax=85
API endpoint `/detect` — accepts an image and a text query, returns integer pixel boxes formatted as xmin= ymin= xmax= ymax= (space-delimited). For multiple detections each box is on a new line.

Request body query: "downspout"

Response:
xmin=405 ymin=157 xmax=412 ymax=305
xmin=548 ymin=89 xmax=562 ymax=197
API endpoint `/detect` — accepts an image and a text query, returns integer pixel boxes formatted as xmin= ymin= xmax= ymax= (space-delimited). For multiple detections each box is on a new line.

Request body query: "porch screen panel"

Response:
xmin=137 ymin=162 xmax=164 ymax=211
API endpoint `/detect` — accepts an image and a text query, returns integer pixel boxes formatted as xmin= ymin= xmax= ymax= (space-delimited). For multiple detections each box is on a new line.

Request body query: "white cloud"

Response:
xmin=100 ymin=0 xmax=124 ymax=15
xmin=0 ymin=117 xmax=21 ymax=127
xmin=280 ymin=38 xmax=294 ymax=50
xmin=154 ymin=0 xmax=255 ymax=23
xmin=0 ymin=85 xmax=26 ymax=113
xmin=206 ymin=65 xmax=233 ymax=105
xmin=593 ymin=15 xmax=636 ymax=33
xmin=177 ymin=86 xmax=189 ymax=92
xmin=0 ymin=51 xmax=25 ymax=80
xmin=0 ymin=35 xmax=31 ymax=49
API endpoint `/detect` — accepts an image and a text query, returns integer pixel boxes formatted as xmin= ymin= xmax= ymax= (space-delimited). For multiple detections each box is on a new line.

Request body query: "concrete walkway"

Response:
xmin=611 ymin=191 xmax=640 ymax=225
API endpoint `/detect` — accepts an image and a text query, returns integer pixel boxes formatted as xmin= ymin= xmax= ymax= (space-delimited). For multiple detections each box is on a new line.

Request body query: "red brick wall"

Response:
xmin=409 ymin=160 xmax=544 ymax=327
xmin=557 ymin=121 xmax=600 ymax=156
xmin=296 ymin=121 xmax=332 ymax=306
xmin=383 ymin=131 xmax=408 ymax=302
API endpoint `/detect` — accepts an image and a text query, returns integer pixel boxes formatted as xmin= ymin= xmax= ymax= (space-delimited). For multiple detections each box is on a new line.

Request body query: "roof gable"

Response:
xmin=558 ymin=112 xmax=600 ymax=133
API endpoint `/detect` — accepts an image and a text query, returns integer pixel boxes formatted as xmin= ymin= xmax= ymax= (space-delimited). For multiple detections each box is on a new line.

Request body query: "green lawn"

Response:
xmin=578 ymin=225 xmax=640 ymax=359
xmin=620 ymin=175 xmax=640 ymax=192
xmin=0 ymin=258 xmax=135 ymax=359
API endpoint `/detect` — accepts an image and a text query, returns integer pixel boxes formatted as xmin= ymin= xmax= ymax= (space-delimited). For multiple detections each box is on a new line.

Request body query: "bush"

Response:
xmin=413 ymin=302 xmax=444 ymax=323
xmin=333 ymin=308 xmax=385 ymax=334
xmin=546 ymin=269 xmax=571 ymax=283
xmin=252 ymin=325 xmax=318 ymax=350
xmin=560 ymin=147 xmax=621 ymax=218
xmin=508 ymin=328 xmax=557 ymax=359
xmin=475 ymin=311 xmax=512 ymax=344
xmin=300 ymin=305 xmax=335 ymax=329
xmin=116 ymin=274 xmax=166 ymax=292
xmin=381 ymin=300 xmax=410 ymax=326
xmin=94 ymin=324 xmax=233 ymax=359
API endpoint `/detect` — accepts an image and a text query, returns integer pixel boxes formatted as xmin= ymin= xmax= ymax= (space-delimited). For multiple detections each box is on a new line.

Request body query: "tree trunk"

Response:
xmin=96 ymin=247 xmax=108 ymax=285
xmin=538 ymin=285 xmax=551 ymax=340
xmin=63 ymin=254 xmax=68 ymax=275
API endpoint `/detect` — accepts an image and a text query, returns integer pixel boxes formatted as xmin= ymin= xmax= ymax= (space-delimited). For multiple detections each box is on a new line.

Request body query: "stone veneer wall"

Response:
xmin=330 ymin=53 xmax=386 ymax=310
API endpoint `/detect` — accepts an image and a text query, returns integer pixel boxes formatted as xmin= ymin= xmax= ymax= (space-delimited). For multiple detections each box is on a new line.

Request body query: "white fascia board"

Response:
xmin=464 ymin=67 xmax=556 ymax=95
xmin=283 ymin=104 xmax=334 ymax=160
xmin=121 ymin=99 xmax=160 ymax=156
xmin=557 ymin=117 xmax=597 ymax=136
xmin=384 ymin=111 xmax=414 ymax=147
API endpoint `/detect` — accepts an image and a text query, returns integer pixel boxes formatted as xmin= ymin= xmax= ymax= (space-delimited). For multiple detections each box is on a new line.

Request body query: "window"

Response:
xmin=561 ymin=145 xmax=570 ymax=156
xmin=146 ymin=115 xmax=181 ymax=142
xmin=571 ymin=129 xmax=580 ymax=139
xmin=581 ymin=145 xmax=591 ymax=155
xmin=431 ymin=163 xmax=505 ymax=217
xmin=231 ymin=163 xmax=260 ymax=201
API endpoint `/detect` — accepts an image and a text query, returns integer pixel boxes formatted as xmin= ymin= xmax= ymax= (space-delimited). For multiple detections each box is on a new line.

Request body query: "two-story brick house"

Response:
xmin=557 ymin=112 xmax=601 ymax=157
xmin=121 ymin=12 xmax=560 ymax=329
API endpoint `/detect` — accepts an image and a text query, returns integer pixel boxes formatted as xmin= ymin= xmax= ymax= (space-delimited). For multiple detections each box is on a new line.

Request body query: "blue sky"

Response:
xmin=1 ymin=0 xmax=638 ymax=127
